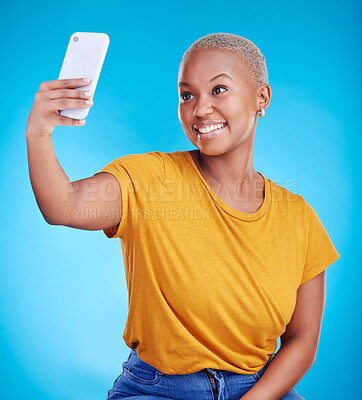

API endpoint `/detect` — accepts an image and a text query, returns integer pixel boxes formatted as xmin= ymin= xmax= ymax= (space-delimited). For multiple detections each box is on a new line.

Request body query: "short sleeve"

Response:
xmin=93 ymin=151 xmax=165 ymax=239
xmin=300 ymin=201 xmax=340 ymax=285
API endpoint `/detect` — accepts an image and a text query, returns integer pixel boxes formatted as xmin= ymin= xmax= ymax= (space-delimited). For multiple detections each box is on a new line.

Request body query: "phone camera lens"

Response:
xmin=73 ymin=36 xmax=78 ymax=42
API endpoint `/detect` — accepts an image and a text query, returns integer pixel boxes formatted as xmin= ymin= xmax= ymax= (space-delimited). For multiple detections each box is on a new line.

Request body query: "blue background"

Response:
xmin=0 ymin=0 xmax=360 ymax=398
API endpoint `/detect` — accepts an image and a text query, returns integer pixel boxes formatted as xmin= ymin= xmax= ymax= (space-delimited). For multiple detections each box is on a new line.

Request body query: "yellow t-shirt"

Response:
xmin=94 ymin=150 xmax=340 ymax=375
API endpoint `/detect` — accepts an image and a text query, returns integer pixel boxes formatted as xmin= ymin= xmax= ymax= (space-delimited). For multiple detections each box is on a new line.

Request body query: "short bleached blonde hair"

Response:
xmin=181 ymin=32 xmax=268 ymax=89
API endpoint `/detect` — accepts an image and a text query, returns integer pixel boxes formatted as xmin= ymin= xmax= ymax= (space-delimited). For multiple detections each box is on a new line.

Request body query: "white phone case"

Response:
xmin=58 ymin=32 xmax=110 ymax=120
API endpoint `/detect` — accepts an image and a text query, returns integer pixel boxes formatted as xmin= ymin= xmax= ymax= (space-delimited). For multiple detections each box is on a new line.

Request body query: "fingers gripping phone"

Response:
xmin=58 ymin=32 xmax=110 ymax=120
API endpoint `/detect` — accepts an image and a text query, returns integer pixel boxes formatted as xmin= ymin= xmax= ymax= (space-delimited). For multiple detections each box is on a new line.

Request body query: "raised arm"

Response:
xmin=26 ymin=78 xmax=122 ymax=231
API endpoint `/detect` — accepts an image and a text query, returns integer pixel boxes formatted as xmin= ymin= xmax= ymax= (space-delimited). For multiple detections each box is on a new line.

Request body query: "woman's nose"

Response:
xmin=193 ymin=99 xmax=213 ymax=117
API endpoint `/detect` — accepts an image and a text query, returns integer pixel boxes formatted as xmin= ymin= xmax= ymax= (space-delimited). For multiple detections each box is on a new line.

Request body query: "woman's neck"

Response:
xmin=196 ymin=149 xmax=264 ymax=203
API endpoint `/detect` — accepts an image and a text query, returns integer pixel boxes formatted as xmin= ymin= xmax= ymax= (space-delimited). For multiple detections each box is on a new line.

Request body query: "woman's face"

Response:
xmin=178 ymin=48 xmax=263 ymax=155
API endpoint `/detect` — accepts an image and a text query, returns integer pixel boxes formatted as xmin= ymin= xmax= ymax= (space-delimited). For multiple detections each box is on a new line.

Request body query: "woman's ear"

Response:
xmin=258 ymin=84 xmax=272 ymax=111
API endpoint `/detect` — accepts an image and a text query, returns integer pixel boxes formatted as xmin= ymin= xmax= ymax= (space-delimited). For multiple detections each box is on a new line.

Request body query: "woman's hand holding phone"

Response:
xmin=26 ymin=77 xmax=93 ymax=139
xmin=25 ymin=32 xmax=115 ymax=228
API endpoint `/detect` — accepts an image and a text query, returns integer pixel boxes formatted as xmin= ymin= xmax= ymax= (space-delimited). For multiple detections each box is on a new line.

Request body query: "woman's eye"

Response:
xmin=180 ymin=92 xmax=194 ymax=100
xmin=213 ymin=86 xmax=227 ymax=95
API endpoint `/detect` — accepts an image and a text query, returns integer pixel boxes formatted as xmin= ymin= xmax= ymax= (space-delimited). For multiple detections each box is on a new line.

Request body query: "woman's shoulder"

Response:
xmin=116 ymin=149 xmax=187 ymax=163
xmin=268 ymin=177 xmax=307 ymax=214
xmin=100 ymin=150 xmax=191 ymax=182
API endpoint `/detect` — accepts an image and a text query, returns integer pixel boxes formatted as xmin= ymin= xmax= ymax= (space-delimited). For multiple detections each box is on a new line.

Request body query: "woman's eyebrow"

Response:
xmin=178 ymin=73 xmax=233 ymax=87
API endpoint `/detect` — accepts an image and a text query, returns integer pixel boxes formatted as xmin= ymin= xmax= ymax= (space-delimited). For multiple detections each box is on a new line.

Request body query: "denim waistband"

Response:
xmin=126 ymin=348 xmax=275 ymax=378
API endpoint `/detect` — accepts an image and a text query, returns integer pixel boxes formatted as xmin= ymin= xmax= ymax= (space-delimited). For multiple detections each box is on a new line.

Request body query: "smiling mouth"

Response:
xmin=195 ymin=123 xmax=228 ymax=141
xmin=194 ymin=122 xmax=227 ymax=134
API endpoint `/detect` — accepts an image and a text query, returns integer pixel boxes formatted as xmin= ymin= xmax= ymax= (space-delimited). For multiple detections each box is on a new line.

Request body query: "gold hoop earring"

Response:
xmin=258 ymin=108 xmax=265 ymax=118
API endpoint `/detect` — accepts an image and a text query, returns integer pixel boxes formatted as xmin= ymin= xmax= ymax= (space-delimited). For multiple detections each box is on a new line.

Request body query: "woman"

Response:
xmin=26 ymin=33 xmax=340 ymax=400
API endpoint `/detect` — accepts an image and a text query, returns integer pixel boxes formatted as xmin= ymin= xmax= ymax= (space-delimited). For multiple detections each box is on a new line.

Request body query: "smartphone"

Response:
xmin=58 ymin=32 xmax=110 ymax=120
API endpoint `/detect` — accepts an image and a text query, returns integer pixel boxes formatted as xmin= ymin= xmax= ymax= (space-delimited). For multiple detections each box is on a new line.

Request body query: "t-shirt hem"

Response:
xmin=93 ymin=168 xmax=129 ymax=239
xmin=299 ymin=250 xmax=340 ymax=285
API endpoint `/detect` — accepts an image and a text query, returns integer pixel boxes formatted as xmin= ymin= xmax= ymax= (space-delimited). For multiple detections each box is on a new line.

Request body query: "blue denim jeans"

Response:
xmin=106 ymin=349 xmax=305 ymax=400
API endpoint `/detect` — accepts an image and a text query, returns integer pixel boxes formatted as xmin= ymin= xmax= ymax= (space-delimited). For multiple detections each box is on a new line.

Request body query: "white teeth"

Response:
xmin=197 ymin=123 xmax=225 ymax=133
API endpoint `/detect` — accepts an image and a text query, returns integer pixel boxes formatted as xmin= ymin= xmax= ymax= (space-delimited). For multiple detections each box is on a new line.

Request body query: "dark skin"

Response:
xmin=178 ymin=48 xmax=326 ymax=399
xmin=178 ymin=47 xmax=272 ymax=214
